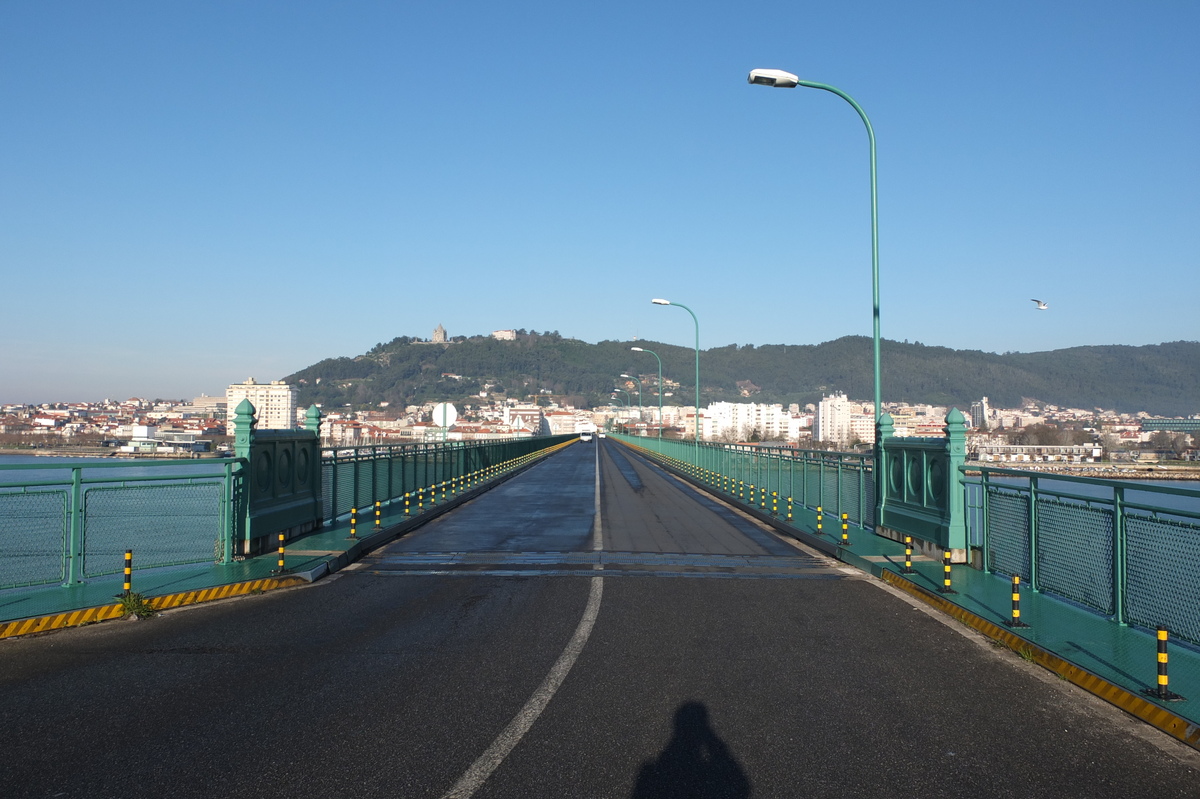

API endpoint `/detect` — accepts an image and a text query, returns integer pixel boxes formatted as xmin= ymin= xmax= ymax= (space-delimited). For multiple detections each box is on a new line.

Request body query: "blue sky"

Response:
xmin=2 ymin=1 xmax=1196 ymax=403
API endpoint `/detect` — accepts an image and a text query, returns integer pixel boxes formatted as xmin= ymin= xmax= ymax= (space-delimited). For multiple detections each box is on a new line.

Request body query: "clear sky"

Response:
xmin=2 ymin=1 xmax=1196 ymax=404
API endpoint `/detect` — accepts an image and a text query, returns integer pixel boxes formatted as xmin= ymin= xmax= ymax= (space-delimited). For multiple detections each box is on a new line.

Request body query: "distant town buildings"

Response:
xmin=225 ymin=378 xmax=298 ymax=430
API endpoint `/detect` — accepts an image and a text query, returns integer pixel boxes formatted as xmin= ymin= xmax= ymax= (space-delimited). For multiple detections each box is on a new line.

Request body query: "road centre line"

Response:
xmin=439 ymin=438 xmax=605 ymax=799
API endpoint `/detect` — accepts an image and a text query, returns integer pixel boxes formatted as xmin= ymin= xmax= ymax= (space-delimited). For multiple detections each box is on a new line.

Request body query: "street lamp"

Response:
xmin=652 ymin=299 xmax=701 ymax=444
xmin=630 ymin=347 xmax=663 ymax=438
xmin=619 ymin=374 xmax=642 ymax=422
xmin=747 ymin=68 xmax=881 ymax=428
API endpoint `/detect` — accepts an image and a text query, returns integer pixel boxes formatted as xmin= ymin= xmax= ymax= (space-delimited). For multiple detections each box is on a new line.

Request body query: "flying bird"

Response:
xmin=1031 ymin=299 xmax=1048 ymax=310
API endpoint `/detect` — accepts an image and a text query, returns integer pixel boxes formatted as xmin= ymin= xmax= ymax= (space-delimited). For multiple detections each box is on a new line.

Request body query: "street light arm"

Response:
xmin=749 ymin=70 xmax=881 ymax=425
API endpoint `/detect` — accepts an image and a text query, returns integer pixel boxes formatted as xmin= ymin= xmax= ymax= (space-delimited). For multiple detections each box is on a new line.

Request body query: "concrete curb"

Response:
xmin=615 ymin=439 xmax=1200 ymax=753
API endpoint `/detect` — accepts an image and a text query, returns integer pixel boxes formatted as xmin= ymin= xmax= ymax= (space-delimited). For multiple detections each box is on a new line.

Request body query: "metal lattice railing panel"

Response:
xmin=334 ymin=461 xmax=356 ymax=520
xmin=1126 ymin=513 xmax=1200 ymax=645
xmin=0 ymin=490 xmax=68 ymax=589
xmin=986 ymin=487 xmax=1030 ymax=580
xmin=1035 ymin=497 xmax=1115 ymax=614
xmin=82 ymin=483 xmax=224 ymax=576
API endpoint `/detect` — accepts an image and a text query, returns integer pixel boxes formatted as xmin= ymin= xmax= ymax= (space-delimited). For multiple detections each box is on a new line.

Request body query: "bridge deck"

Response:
xmin=2 ymin=439 xmax=1197 ymax=796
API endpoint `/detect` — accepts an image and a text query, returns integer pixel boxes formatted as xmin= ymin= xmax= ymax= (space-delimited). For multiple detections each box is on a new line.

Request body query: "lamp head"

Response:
xmin=748 ymin=68 xmax=800 ymax=88
xmin=651 ymin=298 xmax=671 ymax=306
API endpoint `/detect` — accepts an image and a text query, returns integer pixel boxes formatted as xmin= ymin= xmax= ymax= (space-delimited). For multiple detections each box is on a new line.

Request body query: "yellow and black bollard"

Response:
xmin=1145 ymin=628 xmax=1184 ymax=701
xmin=816 ymin=506 xmax=823 ymax=536
xmin=404 ymin=492 xmax=411 ymax=516
xmin=902 ymin=536 xmax=915 ymax=574
xmin=418 ymin=487 xmax=425 ymax=512
xmin=349 ymin=507 xmax=358 ymax=539
xmin=273 ymin=533 xmax=287 ymax=575
xmin=375 ymin=500 xmax=382 ymax=529
xmin=1006 ymin=574 xmax=1029 ymax=627
xmin=939 ymin=551 xmax=956 ymax=594
xmin=771 ymin=491 xmax=778 ymax=517
xmin=840 ymin=512 xmax=851 ymax=547
xmin=786 ymin=496 xmax=793 ymax=522
xmin=123 ymin=549 xmax=133 ymax=596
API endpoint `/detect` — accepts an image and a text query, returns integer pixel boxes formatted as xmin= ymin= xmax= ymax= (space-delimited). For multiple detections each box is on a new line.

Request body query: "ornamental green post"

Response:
xmin=232 ymin=398 xmax=256 ymax=461
xmin=875 ymin=412 xmax=894 ymax=529
xmin=944 ymin=408 xmax=968 ymax=555
xmin=304 ymin=404 xmax=322 ymax=437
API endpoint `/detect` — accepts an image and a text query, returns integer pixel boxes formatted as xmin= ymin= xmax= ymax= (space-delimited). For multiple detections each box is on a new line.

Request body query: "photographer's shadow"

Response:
xmin=631 ymin=702 xmax=751 ymax=798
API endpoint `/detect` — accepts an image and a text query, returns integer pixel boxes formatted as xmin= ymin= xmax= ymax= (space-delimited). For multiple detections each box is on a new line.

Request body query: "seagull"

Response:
xmin=1031 ymin=299 xmax=1048 ymax=310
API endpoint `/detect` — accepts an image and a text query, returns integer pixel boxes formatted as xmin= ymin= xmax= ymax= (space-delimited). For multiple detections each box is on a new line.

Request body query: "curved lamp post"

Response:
xmin=630 ymin=347 xmax=663 ymax=438
xmin=652 ymin=298 xmax=700 ymax=444
xmin=747 ymin=68 xmax=881 ymax=428
xmin=619 ymin=374 xmax=643 ymax=423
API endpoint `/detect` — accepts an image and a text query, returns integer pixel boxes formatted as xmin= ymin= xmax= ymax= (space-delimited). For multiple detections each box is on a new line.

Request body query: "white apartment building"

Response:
xmin=707 ymin=402 xmax=792 ymax=441
xmin=814 ymin=393 xmax=852 ymax=447
xmin=226 ymin=378 xmax=298 ymax=430
xmin=492 ymin=329 xmax=517 ymax=341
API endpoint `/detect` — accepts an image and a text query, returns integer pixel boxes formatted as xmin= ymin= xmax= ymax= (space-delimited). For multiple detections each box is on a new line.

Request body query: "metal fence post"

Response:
xmin=65 ymin=465 xmax=84 ymax=585
xmin=1114 ymin=484 xmax=1127 ymax=625
xmin=1029 ymin=475 xmax=1040 ymax=592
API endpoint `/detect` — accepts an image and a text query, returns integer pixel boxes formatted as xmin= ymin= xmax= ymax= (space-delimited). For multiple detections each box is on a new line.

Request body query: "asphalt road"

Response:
xmin=1 ymin=439 xmax=1197 ymax=798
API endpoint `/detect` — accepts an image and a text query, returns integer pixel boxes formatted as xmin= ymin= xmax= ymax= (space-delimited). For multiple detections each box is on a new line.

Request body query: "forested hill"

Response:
xmin=284 ymin=333 xmax=1200 ymax=416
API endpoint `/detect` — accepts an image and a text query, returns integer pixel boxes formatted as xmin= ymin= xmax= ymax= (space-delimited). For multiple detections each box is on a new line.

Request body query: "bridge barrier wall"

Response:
xmin=875 ymin=409 xmax=969 ymax=558
xmin=233 ymin=399 xmax=322 ymax=556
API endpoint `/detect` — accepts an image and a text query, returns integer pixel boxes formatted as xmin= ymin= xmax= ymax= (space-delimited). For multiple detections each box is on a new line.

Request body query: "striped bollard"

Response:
xmin=273 ymin=533 xmax=287 ymax=575
xmin=902 ymin=536 xmax=915 ymax=574
xmin=939 ymin=551 xmax=957 ymax=594
xmin=816 ymin=506 xmax=823 ymax=536
xmin=1144 ymin=628 xmax=1184 ymax=701
xmin=374 ymin=500 xmax=382 ymax=528
xmin=122 ymin=550 xmax=133 ymax=596
xmin=404 ymin=492 xmax=411 ymax=516
xmin=1006 ymin=574 xmax=1029 ymax=627
xmin=349 ymin=507 xmax=358 ymax=539
xmin=786 ymin=497 xmax=793 ymax=523
xmin=840 ymin=513 xmax=851 ymax=546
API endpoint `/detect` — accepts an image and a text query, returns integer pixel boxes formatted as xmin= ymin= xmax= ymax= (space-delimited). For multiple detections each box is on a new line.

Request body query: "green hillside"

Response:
xmin=284 ymin=333 xmax=1200 ymax=417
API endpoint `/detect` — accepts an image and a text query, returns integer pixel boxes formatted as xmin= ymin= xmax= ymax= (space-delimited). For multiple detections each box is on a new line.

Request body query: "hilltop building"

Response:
xmin=432 ymin=324 xmax=447 ymax=343
xmin=492 ymin=329 xmax=517 ymax=341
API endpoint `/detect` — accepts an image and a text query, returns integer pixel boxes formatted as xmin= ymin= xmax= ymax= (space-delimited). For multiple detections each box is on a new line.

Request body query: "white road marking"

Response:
xmin=438 ymin=439 xmax=606 ymax=799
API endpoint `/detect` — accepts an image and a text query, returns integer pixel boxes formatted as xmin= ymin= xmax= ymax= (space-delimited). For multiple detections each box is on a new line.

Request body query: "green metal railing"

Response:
xmin=612 ymin=435 xmax=876 ymax=529
xmin=964 ymin=467 xmax=1200 ymax=645
xmin=0 ymin=435 xmax=575 ymax=593
xmin=0 ymin=459 xmax=243 ymax=590
xmin=321 ymin=436 xmax=575 ymax=525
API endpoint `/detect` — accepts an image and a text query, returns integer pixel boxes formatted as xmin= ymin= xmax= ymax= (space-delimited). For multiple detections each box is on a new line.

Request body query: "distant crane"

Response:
xmin=1031 ymin=299 xmax=1049 ymax=310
